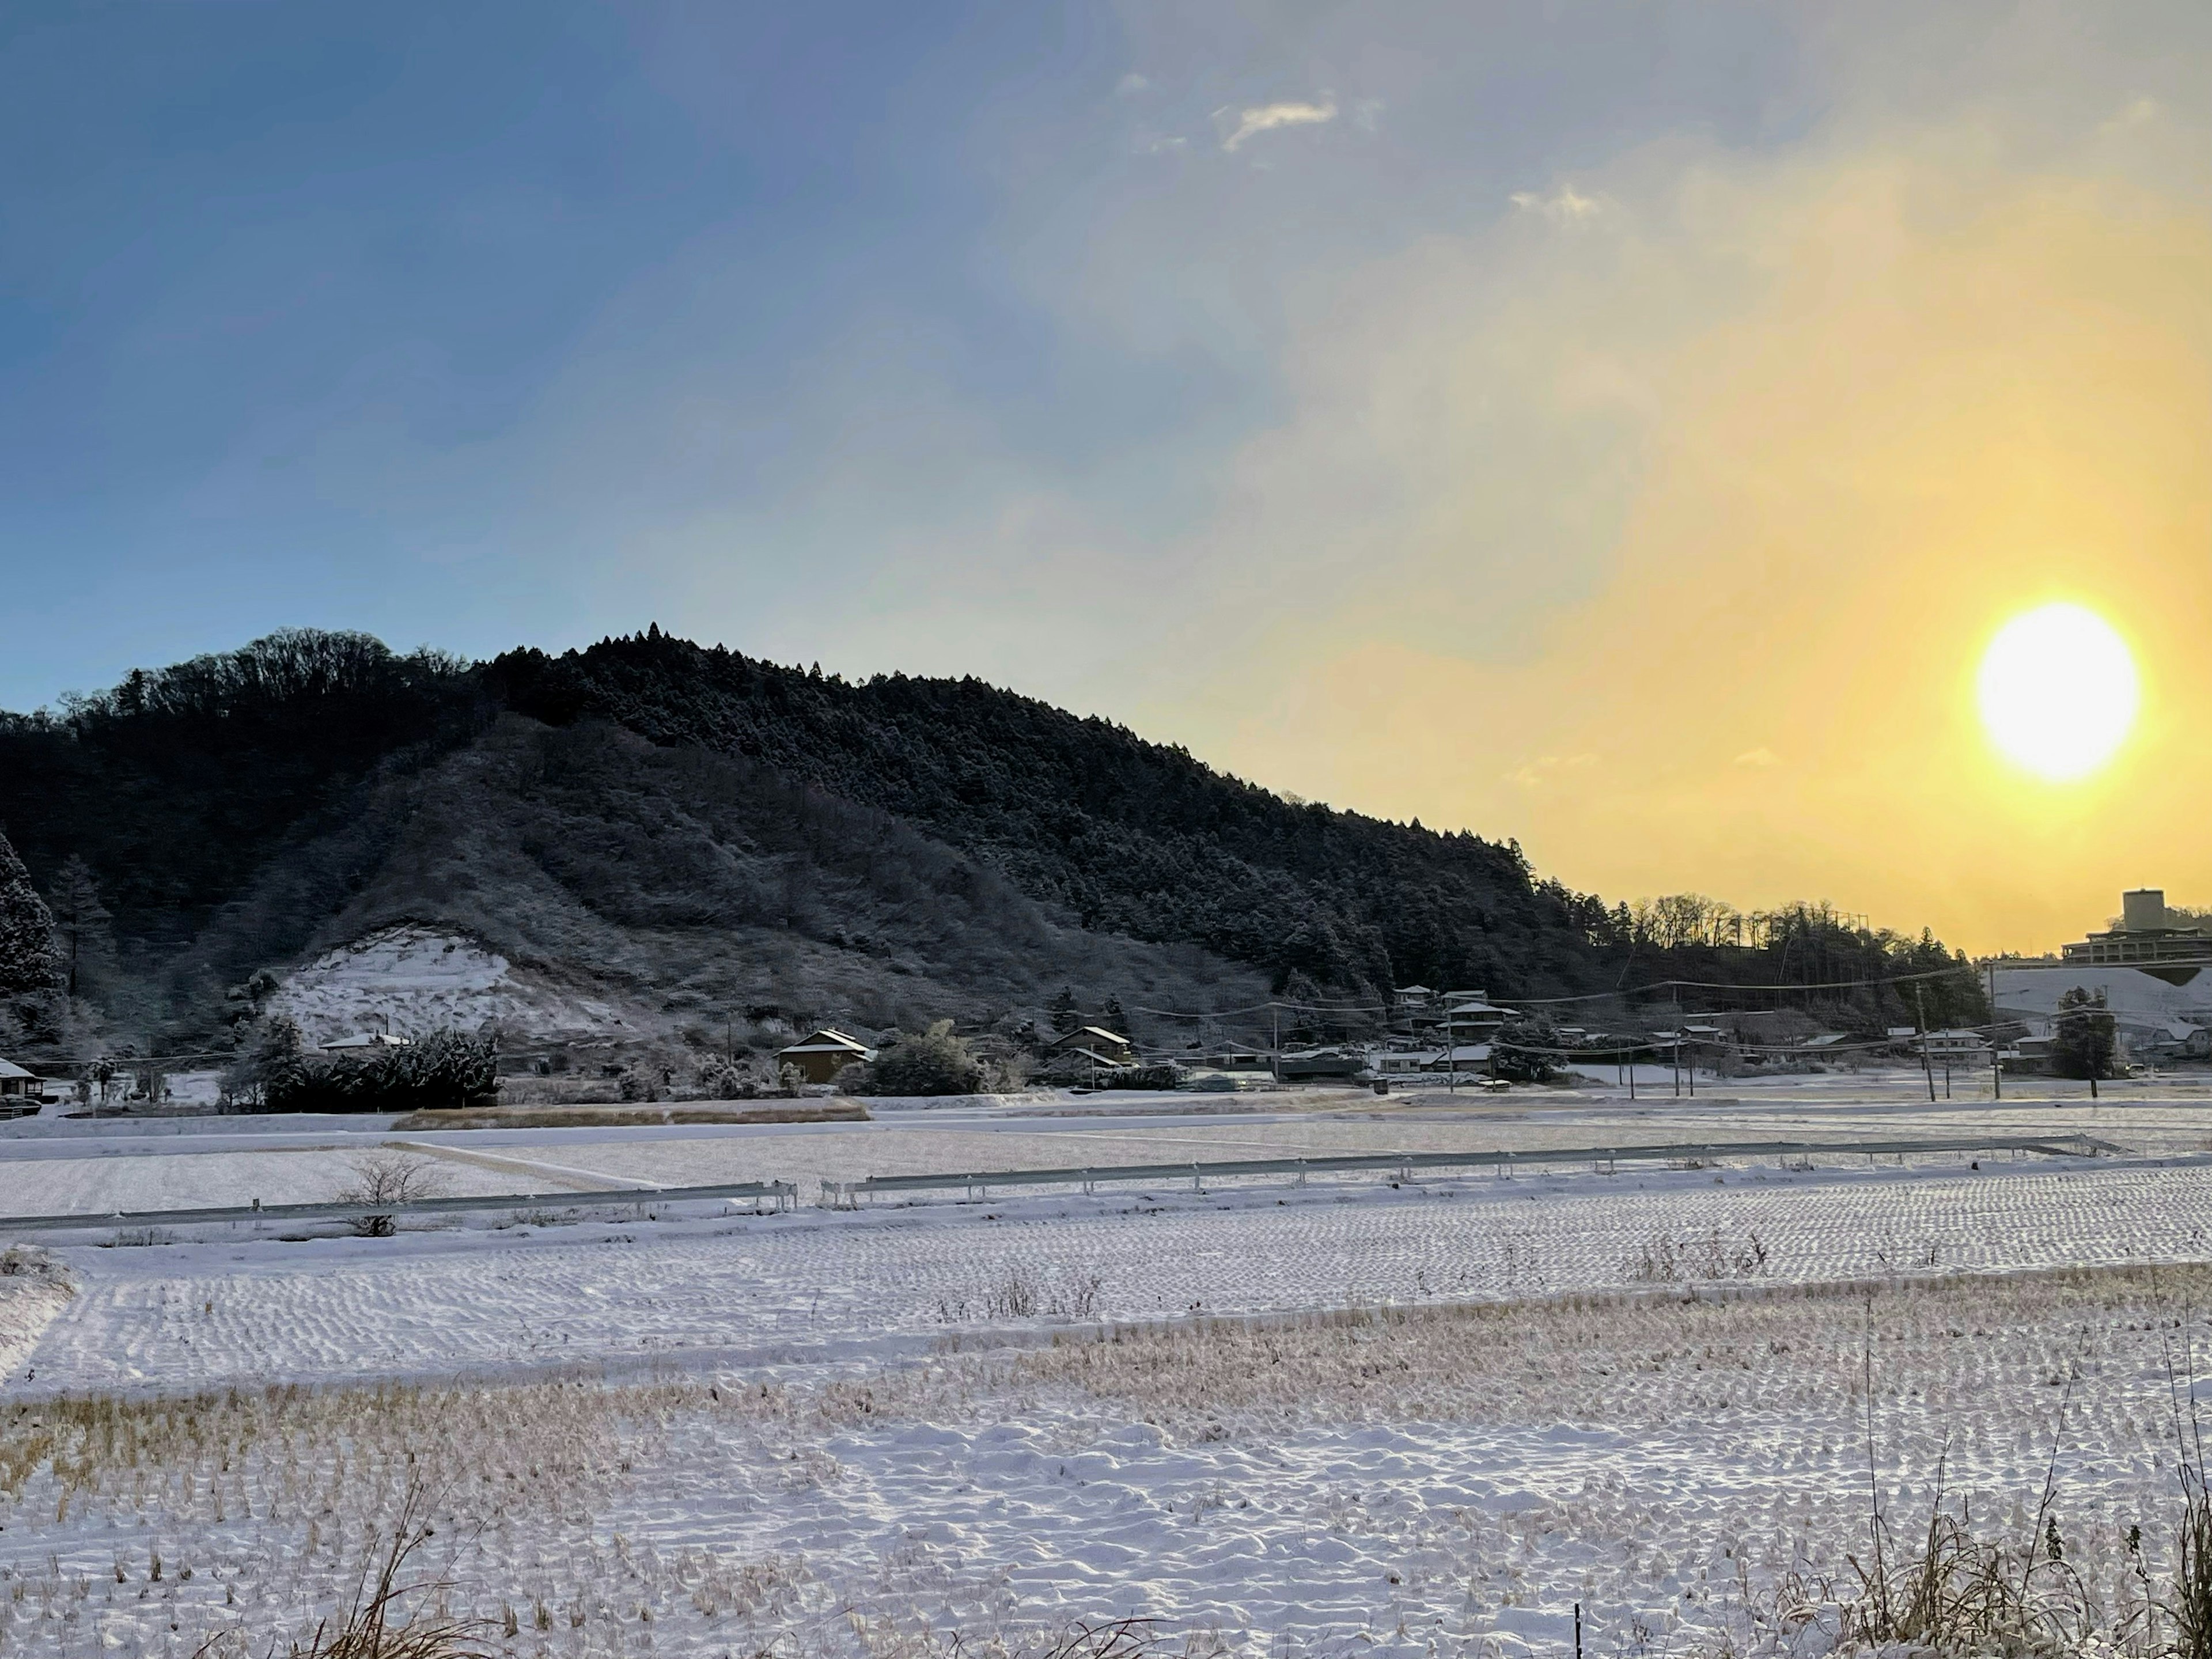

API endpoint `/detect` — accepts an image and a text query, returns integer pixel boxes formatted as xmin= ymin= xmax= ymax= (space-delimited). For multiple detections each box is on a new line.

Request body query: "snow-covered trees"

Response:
xmin=0 ymin=831 xmax=60 ymax=996
xmin=44 ymin=855 xmax=112 ymax=998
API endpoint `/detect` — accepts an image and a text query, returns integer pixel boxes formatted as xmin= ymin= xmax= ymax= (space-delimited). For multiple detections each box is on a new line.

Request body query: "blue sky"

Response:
xmin=1 ymin=1 xmax=1806 ymax=709
xmin=5 ymin=2 xmax=2209 ymax=950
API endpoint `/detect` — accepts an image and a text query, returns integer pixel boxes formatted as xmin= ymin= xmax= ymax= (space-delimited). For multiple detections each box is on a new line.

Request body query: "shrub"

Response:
xmin=257 ymin=1030 xmax=500 ymax=1113
xmin=1114 ymin=1062 xmax=1182 ymax=1090
xmin=839 ymin=1021 xmax=984 ymax=1096
xmin=332 ymin=1154 xmax=448 ymax=1237
xmin=1491 ymin=1018 xmax=1563 ymax=1084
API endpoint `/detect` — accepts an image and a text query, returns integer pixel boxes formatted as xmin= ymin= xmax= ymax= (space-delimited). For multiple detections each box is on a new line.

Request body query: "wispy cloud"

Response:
xmin=1115 ymin=73 xmax=1153 ymax=99
xmin=1509 ymin=183 xmax=1605 ymax=223
xmin=1508 ymin=753 xmax=1599 ymax=789
xmin=1218 ymin=95 xmax=1337 ymax=153
xmin=2101 ymin=93 xmax=2160 ymax=132
xmin=1733 ymin=747 xmax=1781 ymax=769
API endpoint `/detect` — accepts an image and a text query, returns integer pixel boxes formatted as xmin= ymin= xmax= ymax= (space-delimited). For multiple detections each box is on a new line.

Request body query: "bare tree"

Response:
xmin=334 ymin=1153 xmax=447 ymax=1237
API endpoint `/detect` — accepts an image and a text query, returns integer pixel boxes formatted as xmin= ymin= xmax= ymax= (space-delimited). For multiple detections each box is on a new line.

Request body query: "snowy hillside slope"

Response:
xmin=266 ymin=923 xmax=649 ymax=1046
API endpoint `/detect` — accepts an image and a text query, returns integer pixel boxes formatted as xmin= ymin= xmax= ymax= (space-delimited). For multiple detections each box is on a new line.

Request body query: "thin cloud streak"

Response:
xmin=1218 ymin=95 xmax=1336 ymax=151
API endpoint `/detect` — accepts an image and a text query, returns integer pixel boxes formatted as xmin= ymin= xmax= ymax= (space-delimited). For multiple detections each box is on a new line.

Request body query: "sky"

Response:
xmin=2 ymin=2 xmax=2208 ymax=955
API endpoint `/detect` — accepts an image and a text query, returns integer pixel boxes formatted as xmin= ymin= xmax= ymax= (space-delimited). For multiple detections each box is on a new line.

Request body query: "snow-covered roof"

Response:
xmin=321 ymin=1032 xmax=411 ymax=1051
xmin=0 ymin=1059 xmax=36 ymax=1081
xmin=779 ymin=1028 xmax=872 ymax=1056
xmin=1370 ymin=1046 xmax=1498 ymax=1065
xmin=1052 ymin=1025 xmax=1130 ymax=1048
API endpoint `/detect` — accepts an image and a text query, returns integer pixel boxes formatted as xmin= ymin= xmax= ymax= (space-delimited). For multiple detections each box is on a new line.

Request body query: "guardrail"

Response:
xmin=0 ymin=1179 xmax=800 ymax=1236
xmin=823 ymin=1133 xmax=2119 ymax=1207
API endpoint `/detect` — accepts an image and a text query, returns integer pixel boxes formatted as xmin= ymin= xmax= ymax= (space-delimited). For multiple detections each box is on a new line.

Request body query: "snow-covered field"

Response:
xmin=2 ymin=1084 xmax=2208 ymax=1217
xmin=8 ymin=1102 xmax=2212 ymax=1658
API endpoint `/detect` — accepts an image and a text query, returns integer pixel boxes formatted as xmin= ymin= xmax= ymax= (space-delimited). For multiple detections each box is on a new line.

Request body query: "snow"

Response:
xmin=7 ymin=1093 xmax=2212 ymax=1657
xmin=16 ymin=1154 xmax=2212 ymax=1391
xmin=268 ymin=923 xmax=645 ymax=1044
xmin=0 ymin=1249 xmax=2200 ymax=1658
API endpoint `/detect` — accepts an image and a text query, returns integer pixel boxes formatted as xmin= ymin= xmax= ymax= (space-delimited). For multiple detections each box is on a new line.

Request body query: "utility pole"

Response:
xmin=1987 ymin=959 xmax=2002 ymax=1101
xmin=1914 ymin=983 xmax=1936 ymax=1104
xmin=1672 ymin=1036 xmax=1681 ymax=1099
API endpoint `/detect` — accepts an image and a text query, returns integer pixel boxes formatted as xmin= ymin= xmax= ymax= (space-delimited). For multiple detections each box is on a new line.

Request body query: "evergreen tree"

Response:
xmin=1048 ymin=987 xmax=1080 ymax=1034
xmin=2051 ymin=986 xmax=2118 ymax=1083
xmin=44 ymin=855 xmax=113 ymax=999
xmin=1101 ymin=995 xmax=1128 ymax=1036
xmin=0 ymin=830 xmax=60 ymax=995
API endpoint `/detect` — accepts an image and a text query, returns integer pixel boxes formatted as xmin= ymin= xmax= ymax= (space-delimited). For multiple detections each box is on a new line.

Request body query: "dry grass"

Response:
xmin=393 ymin=1103 xmax=868 ymax=1130
xmin=194 ymin=1484 xmax=495 ymax=1659
xmin=980 ymin=1263 xmax=2212 ymax=1432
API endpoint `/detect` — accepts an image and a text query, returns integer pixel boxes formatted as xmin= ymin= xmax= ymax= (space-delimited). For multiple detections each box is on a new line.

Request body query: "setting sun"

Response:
xmin=1977 ymin=601 xmax=2139 ymax=782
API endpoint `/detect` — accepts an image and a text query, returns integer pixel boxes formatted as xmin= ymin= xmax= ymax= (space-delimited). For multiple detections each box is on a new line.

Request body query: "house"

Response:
xmin=1366 ymin=1048 xmax=1437 ymax=1075
xmin=1419 ymin=1044 xmax=1493 ymax=1073
xmin=1050 ymin=1027 xmax=1135 ymax=1065
xmin=0 ymin=1058 xmax=43 ymax=1116
xmin=1275 ymin=1046 xmax=1366 ymax=1081
xmin=1052 ymin=1046 xmax=1135 ymax=1079
xmin=1201 ymin=1050 xmax=1272 ymax=1071
xmin=1920 ymin=1029 xmax=1993 ymax=1065
xmin=775 ymin=1029 xmax=876 ymax=1084
xmin=321 ymin=1032 xmax=411 ymax=1053
xmin=1439 ymin=999 xmax=1513 ymax=1035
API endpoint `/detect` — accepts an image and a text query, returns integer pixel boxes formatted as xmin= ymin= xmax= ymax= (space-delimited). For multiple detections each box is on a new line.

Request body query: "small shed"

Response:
xmin=1051 ymin=1026 xmax=1134 ymax=1065
xmin=777 ymin=1029 xmax=876 ymax=1084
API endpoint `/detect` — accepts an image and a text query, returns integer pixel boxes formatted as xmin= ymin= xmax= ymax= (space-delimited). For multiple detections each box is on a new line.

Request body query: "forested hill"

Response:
xmin=1 ymin=628 xmax=1987 ymax=1036
xmin=486 ymin=631 xmax=1599 ymax=998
